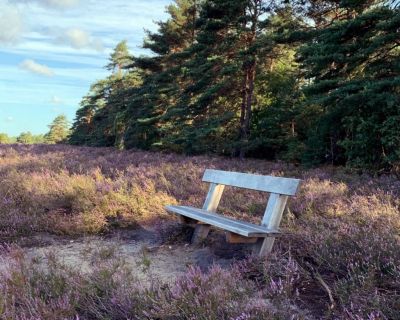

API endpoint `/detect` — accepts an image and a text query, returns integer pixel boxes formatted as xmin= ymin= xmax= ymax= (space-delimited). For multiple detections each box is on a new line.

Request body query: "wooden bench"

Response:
xmin=165 ymin=169 xmax=301 ymax=256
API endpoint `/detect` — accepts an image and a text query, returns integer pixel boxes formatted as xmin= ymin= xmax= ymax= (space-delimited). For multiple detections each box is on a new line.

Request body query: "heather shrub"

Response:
xmin=0 ymin=154 xmax=176 ymax=237
xmin=235 ymin=254 xmax=314 ymax=318
xmin=292 ymin=178 xmax=349 ymax=217
xmin=325 ymin=228 xmax=399 ymax=318
xmin=0 ymin=248 xmax=309 ymax=320
xmin=0 ymin=242 xmax=398 ymax=319
xmin=0 ymin=247 xmax=80 ymax=319
xmin=286 ymin=219 xmax=400 ymax=318
xmin=169 ymin=265 xmax=270 ymax=319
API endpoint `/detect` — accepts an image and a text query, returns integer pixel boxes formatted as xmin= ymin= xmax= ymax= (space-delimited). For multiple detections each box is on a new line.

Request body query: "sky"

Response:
xmin=0 ymin=0 xmax=170 ymax=136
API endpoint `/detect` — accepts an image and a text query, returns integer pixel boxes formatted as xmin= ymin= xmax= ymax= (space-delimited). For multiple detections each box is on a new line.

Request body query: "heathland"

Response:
xmin=0 ymin=144 xmax=399 ymax=319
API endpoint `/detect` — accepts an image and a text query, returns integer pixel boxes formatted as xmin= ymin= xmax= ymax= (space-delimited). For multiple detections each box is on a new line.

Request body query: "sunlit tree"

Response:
xmin=45 ymin=115 xmax=70 ymax=144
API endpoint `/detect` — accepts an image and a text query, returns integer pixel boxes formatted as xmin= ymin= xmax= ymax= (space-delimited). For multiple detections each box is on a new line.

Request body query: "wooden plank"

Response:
xmin=166 ymin=205 xmax=279 ymax=237
xmin=202 ymin=169 xmax=300 ymax=196
xmin=257 ymin=193 xmax=288 ymax=256
xmin=203 ymin=183 xmax=225 ymax=212
xmin=226 ymin=232 xmax=258 ymax=244
xmin=168 ymin=205 xmax=273 ymax=234
xmin=191 ymin=183 xmax=225 ymax=244
xmin=261 ymin=193 xmax=288 ymax=228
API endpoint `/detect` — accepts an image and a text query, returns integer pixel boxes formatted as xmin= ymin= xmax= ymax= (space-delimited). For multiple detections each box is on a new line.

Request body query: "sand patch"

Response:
xmin=1 ymin=225 xmax=234 ymax=284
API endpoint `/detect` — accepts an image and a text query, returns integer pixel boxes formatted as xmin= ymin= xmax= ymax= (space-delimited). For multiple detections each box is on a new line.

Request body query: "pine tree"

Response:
xmin=160 ymin=0 xmax=302 ymax=157
xmin=70 ymin=42 xmax=140 ymax=148
xmin=107 ymin=40 xmax=131 ymax=72
xmin=67 ymin=0 xmax=399 ymax=172
xmin=298 ymin=0 xmax=400 ymax=169
xmin=45 ymin=115 xmax=70 ymax=144
xmin=124 ymin=0 xmax=200 ymax=150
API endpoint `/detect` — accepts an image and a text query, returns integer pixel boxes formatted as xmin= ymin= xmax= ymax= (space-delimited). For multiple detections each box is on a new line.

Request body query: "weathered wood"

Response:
xmin=192 ymin=224 xmax=210 ymax=244
xmin=203 ymin=183 xmax=225 ymax=212
xmin=203 ymin=169 xmax=300 ymax=196
xmin=166 ymin=205 xmax=279 ymax=237
xmin=190 ymin=183 xmax=225 ymax=244
xmin=226 ymin=232 xmax=258 ymax=244
xmin=257 ymin=193 xmax=288 ymax=256
xmin=252 ymin=238 xmax=266 ymax=255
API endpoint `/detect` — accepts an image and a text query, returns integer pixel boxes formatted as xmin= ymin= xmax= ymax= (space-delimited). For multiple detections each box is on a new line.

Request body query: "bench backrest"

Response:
xmin=202 ymin=169 xmax=300 ymax=196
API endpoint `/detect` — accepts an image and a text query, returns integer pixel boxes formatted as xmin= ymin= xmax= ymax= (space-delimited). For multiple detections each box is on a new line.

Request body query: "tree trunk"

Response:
xmin=239 ymin=63 xmax=256 ymax=160
xmin=238 ymin=71 xmax=249 ymax=157
xmin=238 ymin=0 xmax=259 ymax=159
xmin=239 ymin=0 xmax=262 ymax=159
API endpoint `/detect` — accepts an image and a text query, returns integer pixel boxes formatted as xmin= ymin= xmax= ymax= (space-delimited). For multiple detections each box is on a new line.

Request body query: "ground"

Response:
xmin=1 ymin=225 xmax=234 ymax=285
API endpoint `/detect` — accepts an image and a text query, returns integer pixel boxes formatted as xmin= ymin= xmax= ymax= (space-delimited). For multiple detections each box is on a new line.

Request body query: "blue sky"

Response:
xmin=0 ymin=0 xmax=170 ymax=136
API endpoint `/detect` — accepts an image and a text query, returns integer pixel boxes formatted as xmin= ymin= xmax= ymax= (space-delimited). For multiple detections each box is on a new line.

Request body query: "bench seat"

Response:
xmin=166 ymin=205 xmax=279 ymax=238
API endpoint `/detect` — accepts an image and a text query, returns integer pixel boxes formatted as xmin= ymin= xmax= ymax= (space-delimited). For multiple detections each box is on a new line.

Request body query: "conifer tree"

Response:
xmin=45 ymin=115 xmax=70 ymax=144
xmin=298 ymin=0 xmax=400 ymax=169
xmin=161 ymin=0 xmax=301 ymax=157
xmin=68 ymin=0 xmax=399 ymax=171
xmin=107 ymin=40 xmax=131 ymax=72
xmin=124 ymin=0 xmax=200 ymax=150
xmin=70 ymin=41 xmax=140 ymax=147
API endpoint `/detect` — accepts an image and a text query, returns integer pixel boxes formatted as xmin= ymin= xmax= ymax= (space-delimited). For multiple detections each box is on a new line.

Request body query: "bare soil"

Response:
xmin=1 ymin=223 xmax=242 ymax=284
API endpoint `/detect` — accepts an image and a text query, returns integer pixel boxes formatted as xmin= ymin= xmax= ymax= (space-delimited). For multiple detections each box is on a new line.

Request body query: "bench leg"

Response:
xmin=252 ymin=237 xmax=275 ymax=256
xmin=191 ymin=224 xmax=210 ymax=244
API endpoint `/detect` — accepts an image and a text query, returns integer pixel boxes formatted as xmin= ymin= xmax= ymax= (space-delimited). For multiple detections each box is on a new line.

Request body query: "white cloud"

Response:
xmin=6 ymin=116 xmax=14 ymax=122
xmin=5 ymin=34 xmax=108 ymax=66
xmin=14 ymin=0 xmax=80 ymax=9
xmin=19 ymin=59 xmax=55 ymax=76
xmin=56 ymin=28 xmax=104 ymax=52
xmin=0 ymin=2 xmax=24 ymax=44
xmin=40 ymin=0 xmax=80 ymax=8
xmin=50 ymin=95 xmax=63 ymax=104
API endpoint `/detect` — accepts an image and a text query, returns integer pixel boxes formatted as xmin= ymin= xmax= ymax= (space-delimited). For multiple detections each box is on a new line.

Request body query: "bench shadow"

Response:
xmin=206 ymin=231 xmax=251 ymax=260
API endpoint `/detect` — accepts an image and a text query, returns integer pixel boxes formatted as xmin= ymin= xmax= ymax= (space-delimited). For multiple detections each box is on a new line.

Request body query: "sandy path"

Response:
xmin=1 ymin=225 xmax=234 ymax=284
